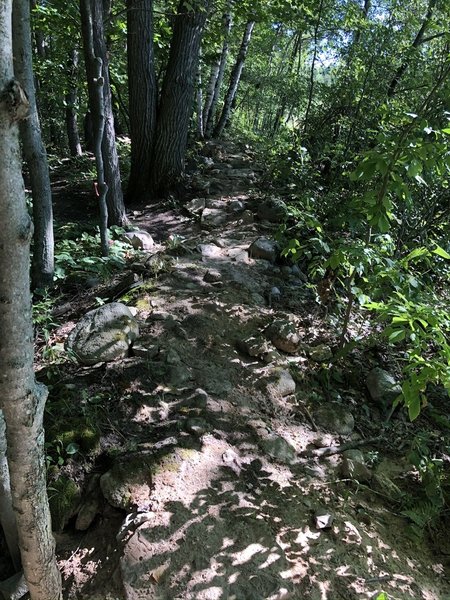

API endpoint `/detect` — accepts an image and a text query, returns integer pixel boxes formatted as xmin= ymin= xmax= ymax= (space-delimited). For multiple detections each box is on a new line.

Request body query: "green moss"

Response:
xmin=47 ymin=421 xmax=100 ymax=454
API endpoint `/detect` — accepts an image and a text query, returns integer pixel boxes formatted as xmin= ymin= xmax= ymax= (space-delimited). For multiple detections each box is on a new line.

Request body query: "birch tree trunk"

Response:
xmin=204 ymin=3 xmax=233 ymax=138
xmin=65 ymin=48 xmax=83 ymax=156
xmin=213 ymin=19 xmax=255 ymax=138
xmin=127 ymin=0 xmax=157 ymax=201
xmin=13 ymin=0 xmax=54 ymax=290
xmin=0 ymin=3 xmax=62 ymax=598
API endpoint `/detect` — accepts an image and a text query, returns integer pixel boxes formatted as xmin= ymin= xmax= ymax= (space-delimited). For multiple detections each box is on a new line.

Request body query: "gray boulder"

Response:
xmin=366 ymin=367 xmax=402 ymax=410
xmin=100 ymin=453 xmax=153 ymax=511
xmin=248 ymin=237 xmax=279 ymax=262
xmin=121 ymin=230 xmax=155 ymax=251
xmin=257 ymin=197 xmax=289 ymax=223
xmin=66 ymin=302 xmax=139 ymax=365
xmin=266 ymin=319 xmax=301 ymax=353
xmin=313 ymin=402 xmax=354 ymax=435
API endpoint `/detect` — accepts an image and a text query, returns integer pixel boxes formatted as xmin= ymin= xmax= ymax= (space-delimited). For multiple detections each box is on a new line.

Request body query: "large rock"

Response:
xmin=266 ymin=319 xmax=301 ymax=353
xmin=257 ymin=197 xmax=289 ymax=223
xmin=66 ymin=302 xmax=139 ymax=365
xmin=201 ymin=208 xmax=228 ymax=228
xmin=366 ymin=367 xmax=402 ymax=410
xmin=100 ymin=453 xmax=153 ymax=511
xmin=121 ymin=230 xmax=155 ymax=251
xmin=248 ymin=237 xmax=279 ymax=262
xmin=313 ymin=402 xmax=355 ymax=435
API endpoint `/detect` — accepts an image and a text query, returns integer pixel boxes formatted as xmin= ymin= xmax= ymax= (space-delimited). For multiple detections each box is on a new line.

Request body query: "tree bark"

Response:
xmin=204 ymin=2 xmax=233 ymax=138
xmin=149 ymin=0 xmax=210 ymax=197
xmin=80 ymin=0 xmax=128 ymax=227
xmin=213 ymin=19 xmax=255 ymax=138
xmin=0 ymin=5 xmax=62 ymax=599
xmin=126 ymin=0 xmax=157 ymax=201
xmin=303 ymin=0 xmax=323 ymax=135
xmin=387 ymin=0 xmax=437 ymax=98
xmin=80 ymin=0 xmax=109 ymax=253
xmin=13 ymin=0 xmax=54 ymax=290
xmin=65 ymin=48 xmax=83 ymax=156
xmin=0 ymin=413 xmax=20 ymax=571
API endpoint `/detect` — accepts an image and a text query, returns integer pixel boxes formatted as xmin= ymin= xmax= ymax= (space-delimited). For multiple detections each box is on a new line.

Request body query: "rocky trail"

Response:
xmin=13 ymin=142 xmax=449 ymax=600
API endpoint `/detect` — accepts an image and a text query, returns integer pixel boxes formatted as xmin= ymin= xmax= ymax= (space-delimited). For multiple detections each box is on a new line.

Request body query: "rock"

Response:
xmin=309 ymin=344 xmax=333 ymax=362
xmin=100 ymin=453 xmax=153 ymax=511
xmin=66 ymin=302 xmax=139 ymax=365
xmin=183 ymin=417 xmax=209 ymax=436
xmin=257 ymin=197 xmax=289 ymax=223
xmin=340 ymin=457 xmax=372 ymax=483
xmin=314 ymin=508 xmax=334 ymax=530
xmin=291 ymin=264 xmax=307 ymax=281
xmin=240 ymin=209 xmax=254 ymax=224
xmin=75 ymin=474 xmax=102 ymax=531
xmin=197 ymin=243 xmax=222 ymax=258
xmin=343 ymin=449 xmax=365 ymax=462
xmin=132 ymin=343 xmax=160 ymax=359
xmin=260 ymin=434 xmax=296 ymax=464
xmin=186 ymin=197 xmax=206 ymax=213
xmin=229 ymin=199 xmax=245 ymax=212
xmin=201 ymin=208 xmax=228 ymax=228
xmin=121 ymin=230 xmax=155 ymax=251
xmin=266 ymin=319 xmax=301 ymax=353
xmin=248 ymin=237 xmax=279 ymax=262
xmin=281 ymin=266 xmax=292 ymax=277
xmin=203 ymin=269 xmax=222 ymax=283
xmin=236 ymin=335 xmax=271 ymax=359
xmin=268 ymin=368 xmax=296 ymax=396
xmin=313 ymin=403 xmax=355 ymax=435
xmin=366 ymin=367 xmax=402 ymax=411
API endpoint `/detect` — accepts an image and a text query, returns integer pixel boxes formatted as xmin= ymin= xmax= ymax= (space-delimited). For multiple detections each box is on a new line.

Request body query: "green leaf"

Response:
xmin=389 ymin=329 xmax=406 ymax=343
xmin=432 ymin=246 xmax=450 ymax=260
xmin=408 ymin=395 xmax=421 ymax=421
xmin=377 ymin=214 xmax=390 ymax=233
xmin=375 ymin=593 xmax=389 ymax=600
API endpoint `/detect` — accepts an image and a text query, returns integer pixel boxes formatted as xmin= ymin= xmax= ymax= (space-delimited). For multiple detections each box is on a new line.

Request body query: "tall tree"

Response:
xmin=80 ymin=0 xmax=128 ymax=227
xmin=13 ymin=0 xmax=54 ymax=289
xmin=65 ymin=48 xmax=83 ymax=156
xmin=149 ymin=0 xmax=211 ymax=197
xmin=0 ymin=3 xmax=62 ymax=599
xmin=126 ymin=0 xmax=157 ymax=201
xmin=203 ymin=0 xmax=233 ymax=138
xmin=213 ymin=18 xmax=255 ymax=138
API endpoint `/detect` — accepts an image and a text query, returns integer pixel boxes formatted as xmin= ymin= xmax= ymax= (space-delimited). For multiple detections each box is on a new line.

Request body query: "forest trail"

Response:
xmin=45 ymin=142 xmax=448 ymax=600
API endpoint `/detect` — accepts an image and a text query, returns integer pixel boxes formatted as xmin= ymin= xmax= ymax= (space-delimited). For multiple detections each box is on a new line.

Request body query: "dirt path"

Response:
xmin=44 ymin=143 xmax=450 ymax=600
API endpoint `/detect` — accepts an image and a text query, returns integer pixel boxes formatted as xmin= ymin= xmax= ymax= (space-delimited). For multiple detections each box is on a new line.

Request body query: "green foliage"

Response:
xmin=54 ymin=226 xmax=134 ymax=281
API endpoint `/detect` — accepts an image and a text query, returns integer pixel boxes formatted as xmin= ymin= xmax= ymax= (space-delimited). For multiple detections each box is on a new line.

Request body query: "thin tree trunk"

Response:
xmin=80 ymin=0 xmax=109 ymax=254
xmin=213 ymin=19 xmax=255 ymax=138
xmin=80 ymin=0 xmax=128 ymax=227
xmin=0 ymin=5 xmax=61 ymax=598
xmin=196 ymin=59 xmax=204 ymax=138
xmin=149 ymin=0 xmax=210 ymax=197
xmin=13 ymin=0 xmax=54 ymax=290
xmin=204 ymin=1 xmax=232 ymax=138
xmin=303 ymin=0 xmax=323 ymax=135
xmin=387 ymin=0 xmax=437 ymax=98
xmin=127 ymin=0 xmax=157 ymax=201
xmin=65 ymin=48 xmax=82 ymax=156
xmin=202 ymin=56 xmax=220 ymax=131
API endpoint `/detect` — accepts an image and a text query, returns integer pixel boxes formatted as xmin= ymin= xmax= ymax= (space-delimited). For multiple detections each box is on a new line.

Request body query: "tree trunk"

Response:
xmin=0 ymin=412 xmax=20 ymax=571
xmin=80 ymin=0 xmax=128 ymax=227
xmin=80 ymin=0 xmax=109 ymax=253
xmin=196 ymin=58 xmax=204 ymax=138
xmin=213 ymin=19 xmax=255 ymax=138
xmin=0 ymin=5 xmax=62 ymax=599
xmin=13 ymin=0 xmax=54 ymax=290
xmin=387 ymin=0 xmax=437 ymax=98
xmin=149 ymin=0 xmax=210 ymax=197
xmin=65 ymin=48 xmax=83 ymax=156
xmin=302 ymin=0 xmax=324 ymax=135
xmin=202 ymin=56 xmax=220 ymax=132
xmin=126 ymin=0 xmax=157 ymax=202
xmin=204 ymin=2 xmax=233 ymax=138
